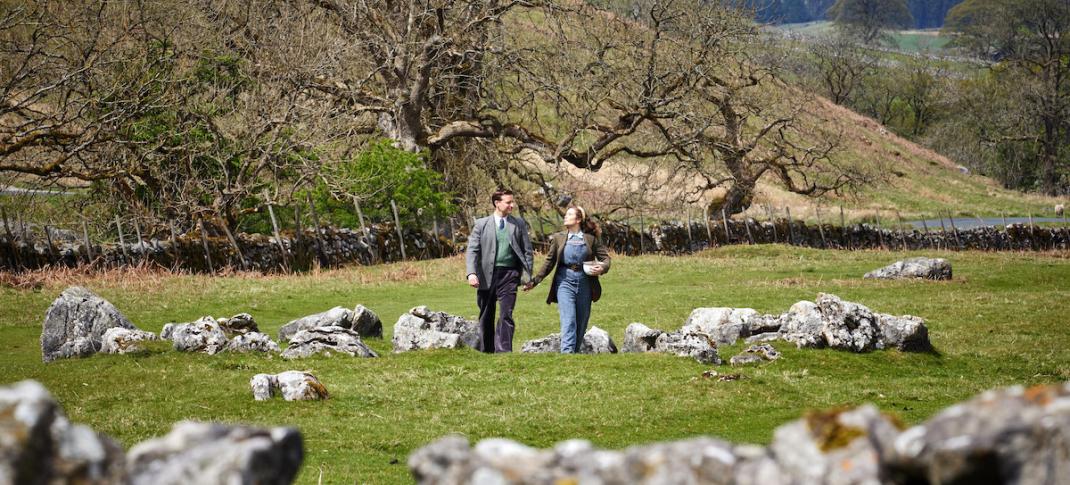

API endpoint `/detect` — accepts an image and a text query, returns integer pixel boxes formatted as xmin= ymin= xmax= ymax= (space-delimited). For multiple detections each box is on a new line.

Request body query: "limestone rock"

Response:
xmin=519 ymin=326 xmax=617 ymax=354
xmin=816 ymin=293 xmax=881 ymax=352
xmin=729 ymin=353 xmax=765 ymax=366
xmin=887 ymin=382 xmax=1070 ymax=484
xmin=745 ymin=332 xmax=781 ymax=344
xmin=779 ymin=300 xmax=826 ymax=349
xmin=217 ymin=313 xmax=259 ymax=336
xmin=622 ymin=322 xmax=663 ymax=353
xmin=170 ymin=317 xmax=229 ymax=355
xmin=352 ymin=304 xmax=383 ymax=338
xmin=250 ymin=374 xmax=277 ymax=401
xmin=653 ymin=332 xmax=722 ymax=365
xmin=864 ymin=257 xmax=952 ymax=280
xmin=100 ymin=327 xmax=158 ymax=355
xmin=680 ymin=307 xmax=779 ymax=345
xmin=281 ymin=326 xmax=377 ymax=359
xmin=0 ymin=380 xmax=125 ymax=484
xmin=769 ymin=405 xmax=901 ymax=485
xmin=876 ymin=314 xmax=930 ymax=351
xmin=41 ymin=286 xmax=138 ymax=362
xmin=278 ymin=306 xmax=353 ymax=342
xmin=225 ymin=332 xmax=281 ymax=353
xmin=160 ymin=323 xmax=175 ymax=340
xmin=730 ymin=344 xmax=782 ymax=366
xmin=126 ymin=421 xmax=303 ymax=485
xmin=392 ymin=306 xmax=480 ymax=352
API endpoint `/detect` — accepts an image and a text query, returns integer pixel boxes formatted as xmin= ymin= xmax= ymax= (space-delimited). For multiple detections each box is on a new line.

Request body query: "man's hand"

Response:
xmin=522 ymin=281 xmax=535 ymax=292
xmin=467 ymin=274 xmax=480 ymax=288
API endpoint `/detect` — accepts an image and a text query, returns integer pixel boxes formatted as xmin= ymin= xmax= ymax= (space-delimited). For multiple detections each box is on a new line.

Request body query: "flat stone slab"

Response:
xmin=864 ymin=257 xmax=952 ymax=280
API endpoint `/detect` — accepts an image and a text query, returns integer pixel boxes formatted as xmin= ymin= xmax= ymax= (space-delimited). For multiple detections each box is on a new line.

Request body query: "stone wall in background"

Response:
xmin=1 ymin=218 xmax=1067 ymax=273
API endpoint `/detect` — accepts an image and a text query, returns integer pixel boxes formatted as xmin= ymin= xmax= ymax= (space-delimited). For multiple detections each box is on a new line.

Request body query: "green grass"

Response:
xmin=2 ymin=246 xmax=1069 ymax=483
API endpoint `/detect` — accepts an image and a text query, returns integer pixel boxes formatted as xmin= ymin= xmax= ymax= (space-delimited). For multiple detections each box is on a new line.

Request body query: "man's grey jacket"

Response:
xmin=465 ymin=215 xmax=534 ymax=290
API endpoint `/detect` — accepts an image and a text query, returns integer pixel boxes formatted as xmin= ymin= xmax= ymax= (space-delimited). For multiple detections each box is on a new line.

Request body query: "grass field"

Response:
xmin=2 ymin=245 xmax=1069 ymax=483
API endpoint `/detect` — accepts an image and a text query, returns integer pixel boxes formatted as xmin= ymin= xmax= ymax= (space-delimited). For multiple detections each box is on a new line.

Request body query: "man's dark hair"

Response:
xmin=491 ymin=189 xmax=514 ymax=204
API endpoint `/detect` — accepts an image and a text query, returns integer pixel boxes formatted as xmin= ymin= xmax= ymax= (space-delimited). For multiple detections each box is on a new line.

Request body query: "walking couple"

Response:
xmin=465 ymin=189 xmax=611 ymax=354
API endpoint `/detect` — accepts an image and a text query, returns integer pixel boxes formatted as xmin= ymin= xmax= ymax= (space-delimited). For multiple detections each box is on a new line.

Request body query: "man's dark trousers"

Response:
xmin=476 ymin=266 xmax=520 ymax=353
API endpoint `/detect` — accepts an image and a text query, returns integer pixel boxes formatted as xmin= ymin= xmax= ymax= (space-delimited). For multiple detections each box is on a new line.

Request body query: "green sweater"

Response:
xmin=495 ymin=222 xmax=519 ymax=268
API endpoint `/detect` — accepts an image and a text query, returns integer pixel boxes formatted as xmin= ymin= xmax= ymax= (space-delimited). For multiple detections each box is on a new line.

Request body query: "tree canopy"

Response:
xmin=828 ymin=0 xmax=914 ymax=44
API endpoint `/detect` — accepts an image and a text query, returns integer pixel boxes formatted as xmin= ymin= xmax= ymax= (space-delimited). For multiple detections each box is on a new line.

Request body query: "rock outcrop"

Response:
xmin=408 ymin=382 xmax=1070 ymax=485
xmin=520 ymin=326 xmax=617 ymax=354
xmin=392 ymin=306 xmax=480 ymax=352
xmin=168 ymin=316 xmax=229 ymax=355
xmin=100 ymin=327 xmax=158 ymax=355
xmin=864 ymin=257 xmax=952 ymax=280
xmin=41 ymin=286 xmax=138 ymax=362
xmin=250 ymin=371 xmax=328 ymax=401
xmin=280 ymin=326 xmax=377 ymax=359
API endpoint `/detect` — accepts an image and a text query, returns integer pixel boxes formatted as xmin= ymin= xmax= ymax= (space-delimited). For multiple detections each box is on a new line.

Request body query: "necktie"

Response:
xmin=499 ymin=219 xmax=505 ymax=230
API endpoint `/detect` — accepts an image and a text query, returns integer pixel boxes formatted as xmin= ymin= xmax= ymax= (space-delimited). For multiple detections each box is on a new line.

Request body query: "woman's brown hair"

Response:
xmin=567 ymin=204 xmax=601 ymax=238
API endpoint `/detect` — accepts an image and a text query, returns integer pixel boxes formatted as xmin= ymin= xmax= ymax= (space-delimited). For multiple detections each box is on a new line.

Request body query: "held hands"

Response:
xmin=467 ymin=274 xmax=480 ymax=288
xmin=522 ymin=281 xmax=535 ymax=292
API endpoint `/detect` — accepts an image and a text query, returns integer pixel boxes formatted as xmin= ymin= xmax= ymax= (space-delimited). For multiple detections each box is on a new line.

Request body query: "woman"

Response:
xmin=525 ymin=205 xmax=611 ymax=353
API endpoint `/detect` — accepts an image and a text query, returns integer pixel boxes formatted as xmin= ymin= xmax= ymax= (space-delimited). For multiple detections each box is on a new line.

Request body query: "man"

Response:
xmin=465 ymin=189 xmax=534 ymax=353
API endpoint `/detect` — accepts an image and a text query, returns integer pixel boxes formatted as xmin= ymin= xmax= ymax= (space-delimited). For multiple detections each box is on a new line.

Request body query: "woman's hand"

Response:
xmin=522 ymin=281 xmax=536 ymax=292
xmin=587 ymin=263 xmax=605 ymax=276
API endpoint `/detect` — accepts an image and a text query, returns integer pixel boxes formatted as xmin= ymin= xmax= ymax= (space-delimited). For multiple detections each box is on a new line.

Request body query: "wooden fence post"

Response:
xmin=133 ymin=218 xmax=146 ymax=265
xmin=839 ymin=205 xmax=847 ymax=249
xmin=784 ymin=207 xmax=795 ymax=246
xmin=81 ymin=219 xmax=95 ymax=264
xmin=1028 ymin=213 xmax=1037 ymax=251
xmin=815 ymin=204 xmax=827 ymax=249
xmin=920 ymin=220 xmax=931 ymax=249
xmin=721 ymin=207 xmax=731 ymax=244
xmin=685 ymin=207 xmax=693 ymax=247
xmin=115 ymin=216 xmax=129 ymax=264
xmin=169 ymin=220 xmax=180 ymax=269
xmin=704 ymin=207 xmax=714 ymax=246
xmin=198 ymin=217 xmax=215 ymax=273
xmin=948 ymin=211 xmax=962 ymax=249
xmin=264 ymin=193 xmax=290 ymax=272
xmin=391 ymin=199 xmax=407 ymax=261
xmin=874 ymin=209 xmax=883 ymax=250
xmin=219 ymin=218 xmax=248 ymax=270
xmin=306 ymin=194 xmax=328 ymax=267
xmin=294 ymin=206 xmax=307 ymax=268
xmin=743 ymin=216 xmax=755 ymax=245
xmin=43 ymin=222 xmax=58 ymax=263
xmin=1 ymin=206 xmax=21 ymax=270
xmin=896 ymin=211 xmax=907 ymax=250
xmin=639 ymin=211 xmax=646 ymax=253
xmin=766 ymin=205 xmax=778 ymax=243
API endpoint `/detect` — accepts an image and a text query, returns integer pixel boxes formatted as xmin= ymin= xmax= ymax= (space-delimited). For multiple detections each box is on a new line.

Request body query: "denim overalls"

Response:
xmin=556 ymin=232 xmax=592 ymax=353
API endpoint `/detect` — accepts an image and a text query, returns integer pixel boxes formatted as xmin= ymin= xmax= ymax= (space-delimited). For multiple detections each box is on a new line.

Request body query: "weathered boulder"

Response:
xmin=352 ymin=304 xmax=383 ymax=338
xmin=0 ymin=380 xmax=125 ymax=484
xmin=392 ymin=306 xmax=480 ymax=352
xmin=41 ymin=286 xmax=138 ymax=362
xmin=100 ymin=327 xmax=158 ymax=355
xmin=160 ymin=323 xmax=175 ymax=340
xmin=409 ymin=435 xmax=745 ymax=485
xmin=779 ymin=300 xmax=826 ymax=349
xmin=681 ymin=307 xmax=779 ymax=345
xmin=876 ymin=314 xmax=930 ymax=352
xmin=520 ymin=326 xmax=617 ymax=354
xmin=744 ymin=332 xmax=781 ymax=344
xmin=250 ymin=374 xmax=277 ymax=401
xmin=887 ymin=382 xmax=1070 ymax=484
xmin=769 ymin=405 xmax=901 ymax=485
xmin=217 ymin=312 xmax=259 ymax=336
xmin=864 ymin=257 xmax=952 ymax=280
xmin=277 ymin=306 xmax=353 ymax=342
xmin=730 ymin=344 xmax=782 ymax=366
xmin=225 ymin=332 xmax=281 ymax=353
xmin=816 ymin=293 xmax=882 ymax=352
xmin=126 ymin=421 xmax=304 ymax=485
xmin=408 ymin=381 xmax=1070 ymax=484
xmin=251 ymin=372 xmax=328 ymax=401
xmin=280 ymin=326 xmax=377 ymax=359
xmin=653 ymin=332 xmax=722 ymax=365
xmin=622 ymin=322 xmax=663 ymax=353
xmin=170 ymin=317 xmax=229 ymax=355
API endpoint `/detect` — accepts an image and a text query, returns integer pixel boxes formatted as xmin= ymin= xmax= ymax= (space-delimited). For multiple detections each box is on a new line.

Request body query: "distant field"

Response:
xmin=2 ymin=246 xmax=1068 ymax=483
xmin=774 ymin=21 xmax=951 ymax=53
